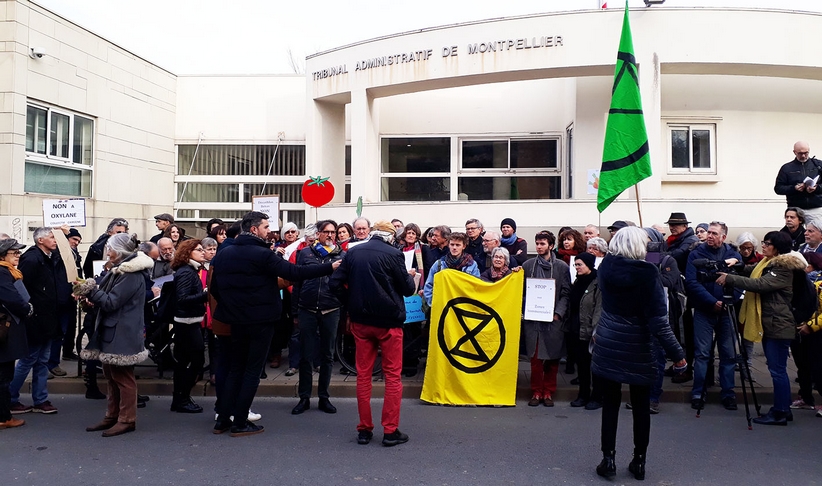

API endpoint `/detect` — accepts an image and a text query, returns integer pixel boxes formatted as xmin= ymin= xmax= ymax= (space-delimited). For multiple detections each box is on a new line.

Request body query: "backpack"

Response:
xmin=791 ymin=269 xmax=818 ymax=324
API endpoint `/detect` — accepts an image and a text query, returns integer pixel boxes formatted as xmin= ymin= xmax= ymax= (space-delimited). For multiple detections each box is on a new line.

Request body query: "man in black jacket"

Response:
xmin=774 ymin=141 xmax=822 ymax=221
xmin=465 ymin=219 xmax=486 ymax=271
xmin=329 ymin=220 xmax=416 ymax=447
xmin=9 ymin=228 xmax=70 ymax=415
xmin=290 ymin=220 xmax=345 ymax=416
xmin=210 ymin=211 xmax=338 ymax=437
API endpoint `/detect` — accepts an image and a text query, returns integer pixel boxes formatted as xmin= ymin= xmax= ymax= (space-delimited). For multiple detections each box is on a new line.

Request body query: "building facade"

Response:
xmin=3 ymin=2 xmax=822 ymax=248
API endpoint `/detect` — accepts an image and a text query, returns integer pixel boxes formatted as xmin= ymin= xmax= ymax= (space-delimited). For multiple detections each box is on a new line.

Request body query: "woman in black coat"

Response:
xmin=591 ymin=227 xmax=686 ymax=480
xmin=0 ymin=239 xmax=32 ymax=430
xmin=170 ymin=239 xmax=209 ymax=413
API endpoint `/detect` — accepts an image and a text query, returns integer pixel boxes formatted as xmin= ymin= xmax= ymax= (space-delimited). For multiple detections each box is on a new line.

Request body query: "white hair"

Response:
xmin=587 ymin=237 xmax=609 ymax=255
xmin=735 ymin=231 xmax=758 ymax=248
xmin=608 ymin=226 xmax=648 ymax=260
xmin=33 ymin=227 xmax=52 ymax=241
xmin=806 ymin=218 xmax=821 ymax=232
xmin=491 ymin=246 xmax=510 ymax=266
xmin=106 ymin=233 xmax=137 ymax=262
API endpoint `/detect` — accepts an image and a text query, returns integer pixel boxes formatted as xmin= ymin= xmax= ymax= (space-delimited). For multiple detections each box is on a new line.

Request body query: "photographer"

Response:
xmin=685 ymin=221 xmax=742 ymax=411
xmin=716 ymin=231 xmax=806 ymax=426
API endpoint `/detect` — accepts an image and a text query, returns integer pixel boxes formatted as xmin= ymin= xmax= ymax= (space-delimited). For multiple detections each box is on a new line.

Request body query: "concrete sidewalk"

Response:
xmin=37 ymin=342 xmax=796 ymax=407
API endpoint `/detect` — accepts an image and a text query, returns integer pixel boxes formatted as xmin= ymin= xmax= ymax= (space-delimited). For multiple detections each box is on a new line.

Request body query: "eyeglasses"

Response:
xmin=796 ymin=151 xmax=810 ymax=156
xmin=193 ymin=247 xmax=205 ymax=252
xmin=465 ymin=226 xmax=479 ymax=231
xmin=285 ymin=230 xmax=298 ymax=234
xmin=320 ymin=230 xmax=336 ymax=235
xmin=6 ymin=250 xmax=21 ymax=256
xmin=762 ymin=241 xmax=773 ymax=247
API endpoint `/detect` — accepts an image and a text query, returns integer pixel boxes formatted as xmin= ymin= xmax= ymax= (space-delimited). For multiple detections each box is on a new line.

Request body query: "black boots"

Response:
xmin=84 ymin=371 xmax=106 ymax=400
xmin=753 ymin=408 xmax=788 ymax=426
xmin=170 ymin=393 xmax=203 ymax=413
xmin=628 ymin=453 xmax=646 ymax=480
xmin=596 ymin=451 xmax=616 ymax=479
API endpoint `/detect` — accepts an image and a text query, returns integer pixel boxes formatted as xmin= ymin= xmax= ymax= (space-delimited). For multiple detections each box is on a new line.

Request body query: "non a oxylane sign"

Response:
xmin=42 ymin=198 xmax=86 ymax=227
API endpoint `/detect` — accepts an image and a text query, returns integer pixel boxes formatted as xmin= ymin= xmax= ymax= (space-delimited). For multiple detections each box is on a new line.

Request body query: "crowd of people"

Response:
xmin=0 ymin=141 xmax=820 ymax=479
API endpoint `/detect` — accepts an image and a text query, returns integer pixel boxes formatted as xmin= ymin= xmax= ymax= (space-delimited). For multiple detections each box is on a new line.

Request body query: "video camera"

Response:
xmin=692 ymin=258 xmax=744 ymax=283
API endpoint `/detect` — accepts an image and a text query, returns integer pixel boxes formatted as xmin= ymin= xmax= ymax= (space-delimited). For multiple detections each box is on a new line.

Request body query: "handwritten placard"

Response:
xmin=524 ymin=278 xmax=556 ymax=322
xmin=404 ymin=294 xmax=425 ymax=323
xmin=251 ymin=195 xmax=280 ymax=231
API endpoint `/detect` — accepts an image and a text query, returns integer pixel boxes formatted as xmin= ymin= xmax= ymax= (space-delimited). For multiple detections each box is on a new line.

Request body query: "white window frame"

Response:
xmin=666 ymin=122 xmax=717 ymax=175
xmin=24 ymin=102 xmax=95 ymax=196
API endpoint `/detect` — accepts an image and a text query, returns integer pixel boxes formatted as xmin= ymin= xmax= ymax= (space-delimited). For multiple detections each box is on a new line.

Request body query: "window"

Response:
xmin=459 ymin=138 xmax=562 ymax=200
xmin=381 ymin=137 xmax=450 ymax=201
xmin=668 ymin=124 xmax=716 ymax=174
xmin=24 ymin=103 xmax=94 ymax=197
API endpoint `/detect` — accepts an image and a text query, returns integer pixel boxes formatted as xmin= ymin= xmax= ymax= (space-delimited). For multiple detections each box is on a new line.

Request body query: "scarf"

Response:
xmin=490 ymin=265 xmax=510 ymax=281
xmin=557 ymin=247 xmax=579 ymax=265
xmin=738 ymin=256 xmax=769 ymax=343
xmin=500 ymin=233 xmax=518 ymax=246
xmin=444 ymin=252 xmax=474 ymax=270
xmin=0 ymin=261 xmax=22 ymax=280
xmin=313 ymin=242 xmax=333 ymax=257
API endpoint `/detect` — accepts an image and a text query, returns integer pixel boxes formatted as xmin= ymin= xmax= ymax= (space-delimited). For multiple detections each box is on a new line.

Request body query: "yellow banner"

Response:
xmin=420 ymin=269 xmax=523 ymax=406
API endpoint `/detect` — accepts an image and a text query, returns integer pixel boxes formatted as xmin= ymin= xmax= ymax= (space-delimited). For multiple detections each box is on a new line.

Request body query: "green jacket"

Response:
xmin=725 ymin=253 xmax=806 ymax=341
xmin=578 ymin=278 xmax=601 ymax=342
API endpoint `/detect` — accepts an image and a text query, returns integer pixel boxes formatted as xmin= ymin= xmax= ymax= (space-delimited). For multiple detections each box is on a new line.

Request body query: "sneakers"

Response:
xmin=213 ymin=410 xmax=262 ymax=422
xmin=50 ymin=366 xmax=67 ymax=377
xmin=229 ymin=421 xmax=264 ymax=437
xmin=584 ymin=400 xmax=601 ymax=411
xmin=722 ymin=396 xmax=738 ymax=411
xmin=649 ymin=401 xmax=660 ymax=415
xmin=357 ymin=430 xmax=373 ymax=445
xmin=815 ymin=405 xmax=822 ymax=418
xmin=570 ymin=397 xmax=588 ymax=408
xmin=32 ymin=401 xmax=58 ymax=414
xmin=790 ymin=398 xmax=815 ymax=410
xmin=284 ymin=368 xmax=297 ymax=376
xmin=9 ymin=402 xmax=32 ymax=415
xmin=382 ymin=429 xmax=409 ymax=447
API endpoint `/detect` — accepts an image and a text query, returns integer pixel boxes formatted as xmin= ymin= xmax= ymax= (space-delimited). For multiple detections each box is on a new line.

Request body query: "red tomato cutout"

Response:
xmin=302 ymin=176 xmax=335 ymax=207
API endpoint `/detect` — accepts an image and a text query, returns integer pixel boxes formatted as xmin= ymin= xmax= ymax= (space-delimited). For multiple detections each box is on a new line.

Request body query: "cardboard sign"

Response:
xmin=404 ymin=294 xmax=425 ymax=323
xmin=524 ymin=278 xmax=556 ymax=322
xmin=43 ymin=199 xmax=86 ymax=227
xmin=52 ymin=230 xmax=78 ymax=283
xmin=251 ymin=195 xmax=280 ymax=231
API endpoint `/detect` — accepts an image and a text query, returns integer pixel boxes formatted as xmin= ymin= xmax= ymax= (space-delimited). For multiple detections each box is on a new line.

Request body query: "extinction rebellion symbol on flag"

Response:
xmin=437 ymin=297 xmax=505 ymax=374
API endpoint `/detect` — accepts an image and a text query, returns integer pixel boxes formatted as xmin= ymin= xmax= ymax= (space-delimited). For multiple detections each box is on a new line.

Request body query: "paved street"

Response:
xmin=1 ymin=395 xmax=819 ymax=485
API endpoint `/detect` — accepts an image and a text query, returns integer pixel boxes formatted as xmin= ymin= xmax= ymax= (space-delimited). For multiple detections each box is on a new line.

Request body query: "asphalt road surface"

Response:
xmin=1 ymin=395 xmax=819 ymax=485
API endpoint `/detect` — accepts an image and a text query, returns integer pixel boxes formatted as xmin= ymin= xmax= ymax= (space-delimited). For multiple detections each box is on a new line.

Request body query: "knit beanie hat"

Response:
xmin=575 ymin=251 xmax=597 ymax=272
xmin=500 ymin=218 xmax=517 ymax=232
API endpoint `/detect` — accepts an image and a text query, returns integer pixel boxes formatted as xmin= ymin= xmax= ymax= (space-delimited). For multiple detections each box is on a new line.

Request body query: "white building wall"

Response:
xmin=0 ymin=0 xmax=176 ymax=244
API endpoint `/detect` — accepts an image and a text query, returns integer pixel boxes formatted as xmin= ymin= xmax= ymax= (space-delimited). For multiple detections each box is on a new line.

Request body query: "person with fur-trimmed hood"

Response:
xmin=74 ymin=233 xmax=152 ymax=437
xmin=716 ymin=231 xmax=808 ymax=426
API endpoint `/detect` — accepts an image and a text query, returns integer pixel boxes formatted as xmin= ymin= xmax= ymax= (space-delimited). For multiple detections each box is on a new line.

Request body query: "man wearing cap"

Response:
xmin=328 ymin=220 xmax=416 ymax=447
xmin=150 ymin=214 xmax=174 ymax=244
xmin=665 ymin=213 xmax=699 ymax=273
xmin=774 ymin=141 xmax=822 ymax=221
xmin=606 ymin=221 xmax=628 ymax=238
xmin=500 ymin=218 xmax=528 ymax=267
xmin=83 ymin=218 xmax=129 ymax=279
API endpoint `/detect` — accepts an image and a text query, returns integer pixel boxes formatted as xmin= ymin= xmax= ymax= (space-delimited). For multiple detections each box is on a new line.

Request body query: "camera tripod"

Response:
xmin=694 ymin=289 xmax=761 ymax=429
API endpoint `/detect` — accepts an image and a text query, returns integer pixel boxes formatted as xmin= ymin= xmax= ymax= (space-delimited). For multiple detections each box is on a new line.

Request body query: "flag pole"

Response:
xmin=634 ymin=183 xmax=643 ymax=227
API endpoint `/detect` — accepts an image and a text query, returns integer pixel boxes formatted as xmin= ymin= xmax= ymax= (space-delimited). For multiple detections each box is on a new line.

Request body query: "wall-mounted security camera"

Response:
xmin=29 ymin=47 xmax=47 ymax=59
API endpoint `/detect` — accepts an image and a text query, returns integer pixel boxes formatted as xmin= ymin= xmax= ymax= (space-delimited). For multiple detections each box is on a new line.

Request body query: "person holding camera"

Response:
xmin=715 ymin=231 xmax=806 ymax=425
xmin=685 ymin=221 xmax=743 ymax=411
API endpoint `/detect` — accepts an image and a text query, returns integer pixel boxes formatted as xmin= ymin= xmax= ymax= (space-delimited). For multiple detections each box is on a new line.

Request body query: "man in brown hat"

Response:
xmin=150 ymin=213 xmax=174 ymax=244
xmin=664 ymin=212 xmax=699 ymax=384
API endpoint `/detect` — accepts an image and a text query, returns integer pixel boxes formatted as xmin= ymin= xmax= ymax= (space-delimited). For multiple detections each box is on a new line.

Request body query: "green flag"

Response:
xmin=597 ymin=2 xmax=652 ymax=213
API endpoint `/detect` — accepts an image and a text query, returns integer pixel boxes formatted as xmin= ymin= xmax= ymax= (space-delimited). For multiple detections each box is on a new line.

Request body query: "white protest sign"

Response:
xmin=251 ymin=195 xmax=280 ymax=231
xmin=524 ymin=278 xmax=556 ymax=322
xmin=52 ymin=230 xmax=78 ymax=283
xmin=403 ymin=249 xmax=415 ymax=271
xmin=43 ymin=199 xmax=86 ymax=227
